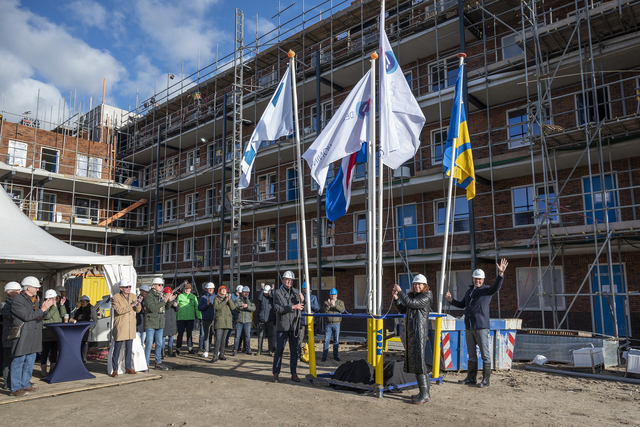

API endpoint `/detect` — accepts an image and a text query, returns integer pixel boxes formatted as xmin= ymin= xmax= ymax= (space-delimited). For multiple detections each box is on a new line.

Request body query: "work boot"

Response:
xmin=479 ymin=365 xmax=491 ymax=388
xmin=41 ymin=364 xmax=48 ymax=377
xmin=411 ymin=374 xmax=431 ymax=404
xmin=459 ymin=361 xmax=477 ymax=385
xmin=161 ymin=348 xmax=166 ymax=360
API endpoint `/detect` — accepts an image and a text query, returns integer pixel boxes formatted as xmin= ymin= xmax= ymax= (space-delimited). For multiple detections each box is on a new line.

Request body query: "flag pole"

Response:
xmin=289 ymin=50 xmax=316 ymax=376
xmin=376 ymin=1 xmax=385 ymax=386
xmin=437 ymin=52 xmax=466 ymax=314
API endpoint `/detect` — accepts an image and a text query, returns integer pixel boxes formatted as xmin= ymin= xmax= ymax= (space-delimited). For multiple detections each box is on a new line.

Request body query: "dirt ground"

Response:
xmin=2 ymin=339 xmax=639 ymax=426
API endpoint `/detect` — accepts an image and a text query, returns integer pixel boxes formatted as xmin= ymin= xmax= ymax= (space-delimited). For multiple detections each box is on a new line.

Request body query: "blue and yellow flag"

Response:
xmin=443 ymin=61 xmax=476 ymax=200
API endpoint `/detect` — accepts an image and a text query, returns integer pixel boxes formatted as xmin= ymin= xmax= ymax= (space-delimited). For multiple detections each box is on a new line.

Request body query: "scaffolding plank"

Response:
xmin=98 ymin=199 xmax=148 ymax=227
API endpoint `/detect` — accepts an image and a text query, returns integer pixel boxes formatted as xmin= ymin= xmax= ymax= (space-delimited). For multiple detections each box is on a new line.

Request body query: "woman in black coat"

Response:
xmin=393 ymin=274 xmax=432 ymax=404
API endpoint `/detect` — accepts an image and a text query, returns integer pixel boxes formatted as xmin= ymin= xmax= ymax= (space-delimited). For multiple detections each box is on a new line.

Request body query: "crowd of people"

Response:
xmin=0 ymin=261 xmax=507 ymax=404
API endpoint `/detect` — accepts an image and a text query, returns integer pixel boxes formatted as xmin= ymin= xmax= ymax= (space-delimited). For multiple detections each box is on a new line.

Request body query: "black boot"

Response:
xmin=161 ymin=348 xmax=166 ymax=360
xmin=479 ymin=365 xmax=491 ymax=388
xmin=411 ymin=374 xmax=431 ymax=404
xmin=459 ymin=361 xmax=477 ymax=385
xmin=81 ymin=342 xmax=89 ymax=363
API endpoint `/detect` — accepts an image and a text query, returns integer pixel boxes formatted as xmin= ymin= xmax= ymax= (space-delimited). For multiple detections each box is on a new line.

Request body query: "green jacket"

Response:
xmin=213 ymin=295 xmax=236 ymax=329
xmin=176 ymin=293 xmax=200 ymax=321
xmin=43 ymin=303 xmax=67 ymax=342
xmin=145 ymin=290 xmax=172 ymax=330
xmin=321 ymin=299 xmax=345 ymax=324
xmin=234 ymin=296 xmax=256 ymax=324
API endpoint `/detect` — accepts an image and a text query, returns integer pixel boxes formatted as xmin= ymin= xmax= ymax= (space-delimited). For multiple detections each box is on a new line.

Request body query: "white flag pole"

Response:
xmin=289 ymin=50 xmax=316 ymax=375
xmin=437 ymin=53 xmax=466 ymax=314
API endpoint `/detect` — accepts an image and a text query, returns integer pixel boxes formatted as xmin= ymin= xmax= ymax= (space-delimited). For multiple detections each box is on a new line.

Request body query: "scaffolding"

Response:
xmin=2 ymin=0 xmax=639 ymax=338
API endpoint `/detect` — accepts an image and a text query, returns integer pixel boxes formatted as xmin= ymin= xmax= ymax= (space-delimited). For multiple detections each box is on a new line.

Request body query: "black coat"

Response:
xmin=164 ymin=302 xmax=179 ymax=336
xmin=257 ymin=292 xmax=275 ymax=323
xmin=449 ymin=275 xmax=503 ymax=330
xmin=394 ymin=290 xmax=432 ymax=375
xmin=11 ymin=292 xmax=45 ymax=357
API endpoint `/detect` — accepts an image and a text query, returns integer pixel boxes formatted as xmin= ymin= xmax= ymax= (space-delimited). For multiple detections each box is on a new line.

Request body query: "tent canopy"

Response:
xmin=0 ymin=186 xmax=134 ymax=294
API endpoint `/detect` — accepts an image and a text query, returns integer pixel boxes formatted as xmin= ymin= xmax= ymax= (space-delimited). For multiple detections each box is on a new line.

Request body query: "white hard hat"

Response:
xmin=139 ymin=284 xmax=151 ymax=292
xmin=236 ymin=285 xmax=243 ymax=293
xmin=264 ymin=285 xmax=272 ymax=293
xmin=55 ymin=286 xmax=66 ymax=292
xmin=204 ymin=282 xmax=215 ymax=289
xmin=151 ymin=277 xmax=164 ymax=285
xmin=242 ymin=286 xmax=250 ymax=292
xmin=44 ymin=289 xmax=58 ymax=299
xmin=21 ymin=276 xmax=41 ymax=288
xmin=118 ymin=279 xmax=132 ymax=287
xmin=472 ymin=269 xmax=485 ymax=279
xmin=80 ymin=295 xmax=91 ymax=302
xmin=4 ymin=281 xmax=21 ymax=292
xmin=412 ymin=274 xmax=427 ymax=284
xmin=283 ymin=270 xmax=295 ymax=280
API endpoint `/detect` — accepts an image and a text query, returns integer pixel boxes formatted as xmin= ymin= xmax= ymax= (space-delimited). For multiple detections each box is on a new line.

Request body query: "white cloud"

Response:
xmin=257 ymin=16 xmax=277 ymax=38
xmin=0 ymin=0 xmax=126 ymax=122
xmin=134 ymin=0 xmax=228 ymax=66
xmin=62 ymin=0 xmax=107 ymax=30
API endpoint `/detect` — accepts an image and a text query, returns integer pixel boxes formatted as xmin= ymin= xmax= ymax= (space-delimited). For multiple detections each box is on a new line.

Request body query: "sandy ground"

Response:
xmin=2 ymin=339 xmax=639 ymax=426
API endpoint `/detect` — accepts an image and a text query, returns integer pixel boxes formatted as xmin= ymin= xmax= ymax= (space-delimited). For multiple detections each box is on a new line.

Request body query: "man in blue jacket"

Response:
xmin=446 ymin=258 xmax=508 ymax=388
xmin=198 ymin=282 xmax=216 ymax=358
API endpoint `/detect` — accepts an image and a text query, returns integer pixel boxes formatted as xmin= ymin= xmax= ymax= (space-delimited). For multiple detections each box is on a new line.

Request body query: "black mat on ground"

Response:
xmin=330 ymin=359 xmax=422 ymax=393
xmin=383 ymin=360 xmax=416 ymax=389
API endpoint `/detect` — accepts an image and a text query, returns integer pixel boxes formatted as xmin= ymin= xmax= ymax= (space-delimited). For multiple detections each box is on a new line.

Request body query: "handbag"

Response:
xmin=7 ymin=322 xmax=24 ymax=340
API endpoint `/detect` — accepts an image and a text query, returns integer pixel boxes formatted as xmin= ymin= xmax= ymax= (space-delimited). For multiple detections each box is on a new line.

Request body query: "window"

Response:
xmin=186 ymin=150 xmax=198 ymax=172
xmin=311 ymin=165 xmax=335 ymax=191
xmin=185 ymin=193 xmax=197 ymax=217
xmin=7 ymin=140 xmax=28 ymax=167
xmin=355 ymin=156 xmax=379 ymax=181
xmin=583 ymin=174 xmax=619 ymax=224
xmin=354 ymin=212 xmax=367 ymax=243
xmin=164 ymin=199 xmax=177 ymax=222
xmin=76 ymin=154 xmax=103 ymax=178
xmin=259 ymin=70 xmax=278 ymax=88
xmin=224 ymin=233 xmax=238 ymax=257
xmin=72 ymin=242 xmax=97 ymax=252
xmin=354 ymin=275 xmax=368 ymax=309
xmin=136 ymin=206 xmax=148 ymax=227
xmin=139 ymin=167 xmax=150 ymax=187
xmin=429 ymin=56 xmax=459 ymax=92
xmin=436 ymin=270 xmax=472 ymax=307
xmin=41 ymin=148 xmax=59 ymax=173
xmin=286 ymin=168 xmax=298 ymax=201
xmin=512 ymin=185 xmax=558 ymax=226
xmin=163 ymin=241 xmax=175 ymax=263
xmin=310 ymin=276 xmax=334 ymax=291
xmin=74 ymin=198 xmax=99 ymax=223
xmin=257 ymin=225 xmax=276 ymax=253
xmin=183 ymin=238 xmax=195 ymax=261
xmin=257 ymin=173 xmax=277 ymax=201
xmin=405 ymin=71 xmax=413 ymax=91
xmin=287 ymin=222 xmax=298 ymax=260
xmin=507 ymin=107 xmax=536 ymax=148
xmin=502 ymin=34 xmax=523 ymax=60
xmin=204 ymin=235 xmax=214 ymax=267
xmin=431 ymin=128 xmax=448 ymax=165
xmin=134 ymin=246 xmax=147 ymax=267
xmin=310 ymin=100 xmax=333 ymax=132
xmin=577 ymin=87 xmax=610 ymax=125
xmin=516 ymin=266 xmax=565 ymax=311
xmin=435 ymin=196 xmax=469 ymax=234
xmin=205 ymin=189 xmax=215 ymax=216
xmin=311 ymin=218 xmax=335 ymax=247
xmin=37 ymin=193 xmax=56 ymax=222
xmin=397 ymin=204 xmax=418 ymax=250
xmin=207 ymin=144 xmax=221 ymax=167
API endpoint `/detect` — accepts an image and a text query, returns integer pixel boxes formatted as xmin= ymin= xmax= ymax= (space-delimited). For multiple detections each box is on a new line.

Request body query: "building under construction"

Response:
xmin=1 ymin=0 xmax=639 ymax=339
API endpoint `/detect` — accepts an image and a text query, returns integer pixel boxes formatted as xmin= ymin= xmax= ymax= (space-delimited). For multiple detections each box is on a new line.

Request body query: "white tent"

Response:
xmin=0 ymin=185 xmax=136 ymax=294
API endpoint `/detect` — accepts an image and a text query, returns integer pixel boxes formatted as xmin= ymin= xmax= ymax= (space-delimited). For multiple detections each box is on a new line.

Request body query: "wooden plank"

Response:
xmin=98 ymin=199 xmax=148 ymax=226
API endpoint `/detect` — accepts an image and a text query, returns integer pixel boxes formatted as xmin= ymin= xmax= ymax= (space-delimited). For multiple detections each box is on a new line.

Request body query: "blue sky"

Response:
xmin=0 ymin=0 xmax=346 ymax=127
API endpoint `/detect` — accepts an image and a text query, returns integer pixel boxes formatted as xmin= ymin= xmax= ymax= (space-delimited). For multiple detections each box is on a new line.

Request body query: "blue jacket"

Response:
xmin=450 ymin=275 xmax=503 ymax=330
xmin=301 ymin=293 xmax=319 ymax=326
xmin=198 ymin=293 xmax=217 ymax=321
xmin=257 ymin=291 xmax=275 ymax=323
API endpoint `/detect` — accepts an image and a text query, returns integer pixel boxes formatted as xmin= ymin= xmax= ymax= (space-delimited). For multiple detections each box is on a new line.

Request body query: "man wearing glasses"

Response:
xmin=110 ymin=279 xmax=143 ymax=377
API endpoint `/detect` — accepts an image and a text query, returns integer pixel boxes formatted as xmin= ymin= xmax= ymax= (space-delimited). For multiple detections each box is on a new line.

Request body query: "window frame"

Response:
xmin=430 ymin=127 xmax=448 ymax=165
xmin=164 ymin=198 xmax=177 ymax=222
xmin=183 ymin=238 xmax=195 ymax=261
xmin=515 ymin=265 xmax=566 ymax=311
xmin=134 ymin=246 xmax=147 ymax=267
xmin=310 ymin=100 xmax=333 ymax=132
xmin=353 ymin=211 xmax=367 ymax=244
xmin=501 ymin=33 xmax=523 ymax=60
xmin=434 ymin=196 xmax=470 ymax=235
xmin=76 ymin=154 xmax=103 ymax=178
xmin=7 ymin=140 xmax=28 ymax=167
xmin=257 ymin=225 xmax=277 ymax=253
xmin=74 ymin=197 xmax=100 ymax=223
xmin=311 ymin=218 xmax=335 ymax=248
xmin=163 ymin=241 xmax=175 ymax=263
xmin=185 ymin=192 xmax=197 ymax=217
xmin=257 ymin=172 xmax=277 ymax=201
xmin=354 ymin=275 xmax=368 ymax=309
xmin=428 ymin=55 xmax=459 ymax=92
xmin=511 ymin=184 xmax=559 ymax=227
xmin=575 ymin=86 xmax=611 ymax=125
xmin=40 ymin=147 xmax=59 ymax=173
xmin=286 ymin=167 xmax=299 ymax=201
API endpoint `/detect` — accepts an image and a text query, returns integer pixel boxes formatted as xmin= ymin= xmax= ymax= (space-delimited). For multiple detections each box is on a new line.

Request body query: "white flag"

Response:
xmin=379 ymin=10 xmax=426 ymax=170
xmin=302 ymin=70 xmax=372 ymax=195
xmin=239 ymin=65 xmax=293 ymax=189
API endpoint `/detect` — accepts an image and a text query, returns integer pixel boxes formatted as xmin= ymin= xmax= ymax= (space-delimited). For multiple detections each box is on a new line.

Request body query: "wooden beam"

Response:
xmin=98 ymin=199 xmax=148 ymax=227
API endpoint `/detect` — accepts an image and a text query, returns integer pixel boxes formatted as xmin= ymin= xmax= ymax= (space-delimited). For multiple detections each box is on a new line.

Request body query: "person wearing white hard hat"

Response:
xmin=446 ymin=259 xmax=509 ymax=389
xmin=232 ymin=286 xmax=256 ymax=356
xmin=393 ymin=274 xmax=432 ymax=404
xmin=73 ymin=295 xmax=97 ymax=363
xmin=272 ymin=270 xmax=305 ymax=383
xmin=41 ymin=289 xmax=67 ymax=376
xmin=257 ymin=283 xmax=275 ymax=356
xmin=111 ymin=278 xmax=143 ymax=377
xmin=1 ymin=281 xmax=22 ymax=390
xmin=9 ymin=276 xmax=55 ymax=397
xmin=197 ymin=282 xmax=216 ymax=358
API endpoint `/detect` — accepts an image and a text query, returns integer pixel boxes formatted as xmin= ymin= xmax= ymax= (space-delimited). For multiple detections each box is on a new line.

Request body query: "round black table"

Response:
xmin=43 ymin=321 xmax=96 ymax=384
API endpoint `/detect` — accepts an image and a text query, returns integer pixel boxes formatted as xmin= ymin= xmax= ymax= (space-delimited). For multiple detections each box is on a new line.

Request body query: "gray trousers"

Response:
xmin=466 ymin=329 xmax=491 ymax=366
